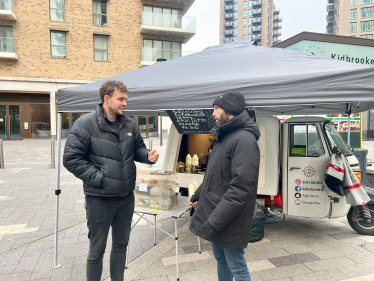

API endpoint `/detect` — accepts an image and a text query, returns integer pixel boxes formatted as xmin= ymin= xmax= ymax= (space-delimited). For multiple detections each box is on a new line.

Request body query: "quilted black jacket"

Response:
xmin=63 ymin=104 xmax=152 ymax=197
xmin=189 ymin=110 xmax=261 ymax=249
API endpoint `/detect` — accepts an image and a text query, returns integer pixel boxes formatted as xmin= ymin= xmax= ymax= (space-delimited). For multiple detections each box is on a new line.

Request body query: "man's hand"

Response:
xmin=148 ymin=150 xmax=160 ymax=163
xmin=189 ymin=201 xmax=198 ymax=208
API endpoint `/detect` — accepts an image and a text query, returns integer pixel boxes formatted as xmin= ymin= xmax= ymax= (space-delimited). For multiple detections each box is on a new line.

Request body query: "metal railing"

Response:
xmin=252 ymin=17 xmax=262 ymax=24
xmin=0 ymin=139 xmax=4 ymax=169
xmin=225 ymin=21 xmax=234 ymax=27
xmin=274 ymin=16 xmax=282 ymax=22
xmin=273 ymin=31 xmax=282 ymax=37
xmin=0 ymin=37 xmax=16 ymax=53
xmin=142 ymin=12 xmax=196 ymax=31
xmin=224 ymin=12 xmax=234 ymax=19
xmin=274 ymin=8 xmax=280 ymax=15
xmin=253 ymin=0 xmax=262 ymax=7
xmin=224 ymin=4 xmax=234 ymax=11
xmin=253 ymin=8 xmax=262 ymax=15
xmin=142 ymin=47 xmax=194 ymax=62
xmin=252 ymin=26 xmax=261 ymax=32
xmin=224 ymin=29 xmax=235 ymax=36
xmin=274 ymin=23 xmax=282 ymax=30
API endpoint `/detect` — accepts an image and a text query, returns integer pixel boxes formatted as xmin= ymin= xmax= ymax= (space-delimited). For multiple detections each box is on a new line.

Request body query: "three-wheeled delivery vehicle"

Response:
xmin=162 ymin=114 xmax=374 ymax=235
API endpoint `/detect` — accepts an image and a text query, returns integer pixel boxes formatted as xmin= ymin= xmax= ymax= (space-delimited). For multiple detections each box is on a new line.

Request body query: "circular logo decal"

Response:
xmin=295 ymin=186 xmax=301 ymax=192
xmin=303 ymin=166 xmax=316 ymax=177
xmin=295 ymin=199 xmax=301 ymax=205
xmin=295 ymin=193 xmax=301 ymax=198
xmin=295 ymin=179 xmax=301 ymax=185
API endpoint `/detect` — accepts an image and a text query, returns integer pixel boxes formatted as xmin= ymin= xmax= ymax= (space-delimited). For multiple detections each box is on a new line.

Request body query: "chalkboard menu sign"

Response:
xmin=167 ymin=108 xmax=256 ymax=134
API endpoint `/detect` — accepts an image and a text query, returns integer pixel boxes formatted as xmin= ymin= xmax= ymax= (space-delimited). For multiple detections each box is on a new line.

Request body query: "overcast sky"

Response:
xmin=184 ymin=0 xmax=327 ymax=52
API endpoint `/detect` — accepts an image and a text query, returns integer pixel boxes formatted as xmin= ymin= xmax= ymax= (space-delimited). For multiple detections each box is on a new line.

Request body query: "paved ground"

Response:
xmin=0 ymin=139 xmax=374 ymax=280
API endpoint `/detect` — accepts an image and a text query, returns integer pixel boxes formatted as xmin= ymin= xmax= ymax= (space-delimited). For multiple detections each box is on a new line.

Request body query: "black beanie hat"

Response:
xmin=213 ymin=91 xmax=245 ymax=116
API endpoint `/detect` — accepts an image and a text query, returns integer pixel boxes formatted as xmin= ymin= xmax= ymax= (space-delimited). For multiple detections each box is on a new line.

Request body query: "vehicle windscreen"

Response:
xmin=324 ymin=122 xmax=353 ymax=156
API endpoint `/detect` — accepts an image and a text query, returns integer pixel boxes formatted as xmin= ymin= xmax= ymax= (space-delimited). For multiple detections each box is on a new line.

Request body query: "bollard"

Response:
xmin=0 ymin=139 xmax=4 ymax=169
xmin=51 ymin=139 xmax=56 ymax=169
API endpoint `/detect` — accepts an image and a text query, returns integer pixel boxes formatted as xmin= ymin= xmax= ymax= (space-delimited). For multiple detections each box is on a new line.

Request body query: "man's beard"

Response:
xmin=109 ymin=105 xmax=123 ymax=116
xmin=215 ymin=112 xmax=230 ymax=127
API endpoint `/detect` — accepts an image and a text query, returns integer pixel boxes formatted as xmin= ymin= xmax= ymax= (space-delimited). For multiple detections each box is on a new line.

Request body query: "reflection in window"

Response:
xmin=31 ymin=104 xmax=51 ymax=138
xmin=289 ymin=124 xmax=325 ymax=157
xmin=50 ymin=0 xmax=65 ymax=21
xmin=93 ymin=0 xmax=107 ymax=26
xmin=94 ymin=35 xmax=108 ymax=61
xmin=51 ymin=31 xmax=66 ymax=58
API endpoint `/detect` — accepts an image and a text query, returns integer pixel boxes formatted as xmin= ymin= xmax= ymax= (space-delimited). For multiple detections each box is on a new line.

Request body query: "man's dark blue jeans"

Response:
xmin=85 ymin=193 xmax=134 ymax=281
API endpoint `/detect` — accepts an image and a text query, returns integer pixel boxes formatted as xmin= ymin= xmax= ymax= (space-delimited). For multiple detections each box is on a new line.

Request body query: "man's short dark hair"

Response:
xmin=99 ymin=80 xmax=128 ymax=103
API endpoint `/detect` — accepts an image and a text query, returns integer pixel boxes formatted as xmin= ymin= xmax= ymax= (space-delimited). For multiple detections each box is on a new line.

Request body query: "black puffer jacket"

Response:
xmin=63 ymin=104 xmax=152 ymax=197
xmin=189 ymin=110 xmax=261 ymax=249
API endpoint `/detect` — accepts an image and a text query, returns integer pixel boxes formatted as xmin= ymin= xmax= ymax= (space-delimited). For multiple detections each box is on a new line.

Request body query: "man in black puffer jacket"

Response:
xmin=189 ymin=91 xmax=260 ymax=281
xmin=63 ymin=80 xmax=159 ymax=281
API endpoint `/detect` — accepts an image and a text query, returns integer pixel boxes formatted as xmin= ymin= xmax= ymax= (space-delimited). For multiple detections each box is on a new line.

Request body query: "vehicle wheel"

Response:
xmin=347 ymin=205 xmax=374 ymax=235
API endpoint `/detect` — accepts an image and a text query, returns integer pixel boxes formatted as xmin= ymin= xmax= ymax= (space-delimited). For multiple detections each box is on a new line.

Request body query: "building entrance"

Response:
xmin=0 ymin=104 xmax=22 ymax=140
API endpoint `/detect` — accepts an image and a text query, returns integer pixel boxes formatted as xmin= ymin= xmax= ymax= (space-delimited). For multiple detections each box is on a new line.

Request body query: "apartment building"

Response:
xmin=0 ymin=0 xmax=195 ymax=140
xmin=220 ymin=0 xmax=282 ymax=46
xmin=327 ymin=0 xmax=374 ymax=39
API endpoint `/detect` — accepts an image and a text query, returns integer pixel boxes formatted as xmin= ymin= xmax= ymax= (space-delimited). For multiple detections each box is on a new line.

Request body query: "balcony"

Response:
xmin=224 ymin=29 xmax=235 ymax=36
xmin=0 ymin=0 xmax=16 ymax=21
xmin=252 ymin=8 xmax=262 ymax=16
xmin=274 ymin=8 xmax=280 ymax=15
xmin=140 ymin=47 xmax=194 ymax=67
xmin=273 ymin=38 xmax=281 ymax=45
xmin=156 ymin=0 xmax=195 ymax=14
xmin=253 ymin=0 xmax=262 ymax=7
xmin=224 ymin=21 xmax=234 ymax=28
xmin=0 ymin=37 xmax=17 ymax=60
xmin=326 ymin=25 xmax=334 ymax=34
xmin=252 ymin=26 xmax=261 ymax=33
xmin=141 ymin=12 xmax=196 ymax=44
xmin=224 ymin=12 xmax=234 ymax=19
xmin=224 ymin=4 xmax=234 ymax=11
xmin=326 ymin=14 xmax=335 ymax=23
xmin=224 ymin=0 xmax=234 ymax=2
xmin=328 ymin=0 xmax=337 ymax=4
xmin=252 ymin=17 xmax=262 ymax=24
xmin=273 ymin=16 xmax=282 ymax=22
xmin=253 ymin=34 xmax=261 ymax=40
xmin=273 ymin=31 xmax=281 ymax=37
xmin=273 ymin=23 xmax=282 ymax=30
xmin=327 ymin=4 xmax=337 ymax=12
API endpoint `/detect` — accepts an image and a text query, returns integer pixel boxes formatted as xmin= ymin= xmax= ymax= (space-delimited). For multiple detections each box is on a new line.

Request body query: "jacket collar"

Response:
xmin=96 ymin=103 xmax=128 ymax=133
xmin=214 ymin=110 xmax=253 ymax=141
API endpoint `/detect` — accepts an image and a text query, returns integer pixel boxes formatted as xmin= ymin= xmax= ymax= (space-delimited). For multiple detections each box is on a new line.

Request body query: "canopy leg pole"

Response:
xmin=160 ymin=114 xmax=162 ymax=147
xmin=54 ymin=112 xmax=62 ymax=269
xmin=348 ymin=113 xmax=351 ymax=146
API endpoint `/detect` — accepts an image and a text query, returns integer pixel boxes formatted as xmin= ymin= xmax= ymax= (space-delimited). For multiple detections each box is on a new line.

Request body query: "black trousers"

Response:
xmin=85 ymin=193 xmax=134 ymax=281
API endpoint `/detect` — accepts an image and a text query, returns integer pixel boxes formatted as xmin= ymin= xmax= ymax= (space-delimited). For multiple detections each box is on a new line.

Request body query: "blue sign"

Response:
xmin=295 ymin=186 xmax=301 ymax=192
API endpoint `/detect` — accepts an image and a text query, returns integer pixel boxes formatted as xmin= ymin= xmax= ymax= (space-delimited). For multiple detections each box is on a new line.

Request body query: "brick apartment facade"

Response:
xmin=327 ymin=0 xmax=374 ymax=39
xmin=220 ymin=0 xmax=282 ymax=46
xmin=0 ymin=0 xmax=195 ymax=140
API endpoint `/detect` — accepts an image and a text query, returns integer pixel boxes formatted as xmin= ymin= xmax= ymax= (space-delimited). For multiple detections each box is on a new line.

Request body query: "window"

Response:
xmin=50 ymin=0 xmax=65 ymax=21
xmin=234 ymin=3 xmax=238 ymax=9
xmin=225 ymin=38 xmax=229 ymax=43
xmin=351 ymin=9 xmax=357 ymax=19
xmin=234 ymin=11 xmax=238 ymax=18
xmin=242 ymin=35 xmax=246 ymax=41
xmin=232 ymin=36 xmax=237 ymax=42
xmin=143 ymin=6 xmax=181 ymax=28
xmin=243 ymin=10 xmax=247 ymax=17
xmin=233 ymin=28 xmax=237 ymax=34
xmin=50 ymin=31 xmax=66 ymax=58
xmin=289 ymin=124 xmax=325 ymax=157
xmin=143 ymin=39 xmax=181 ymax=61
xmin=351 ymin=0 xmax=357 ymax=5
xmin=234 ymin=20 xmax=238 ymax=26
xmin=248 ymin=9 xmax=253 ymax=16
xmin=361 ymin=7 xmax=374 ymax=18
xmin=0 ymin=26 xmax=14 ymax=52
xmin=350 ymin=22 xmax=357 ymax=33
xmin=243 ymin=26 xmax=246 ymax=33
xmin=248 ymin=1 xmax=253 ymax=8
xmin=94 ymin=35 xmax=108 ymax=61
xmin=362 ymin=0 xmax=374 ymax=4
xmin=360 ymin=34 xmax=374 ymax=38
xmin=248 ymin=18 xmax=252 ymax=24
xmin=361 ymin=20 xmax=374 ymax=31
xmin=243 ymin=18 xmax=247 ymax=25
xmin=248 ymin=26 xmax=252 ymax=32
xmin=93 ymin=0 xmax=107 ymax=26
xmin=243 ymin=1 xmax=247 ymax=8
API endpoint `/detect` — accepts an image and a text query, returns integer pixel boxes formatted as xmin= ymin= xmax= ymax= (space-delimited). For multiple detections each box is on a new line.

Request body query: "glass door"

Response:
xmin=0 ymin=104 xmax=22 ymax=140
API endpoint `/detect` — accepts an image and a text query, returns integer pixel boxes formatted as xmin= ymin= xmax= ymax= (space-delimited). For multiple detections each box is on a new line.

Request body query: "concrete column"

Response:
xmin=50 ymin=91 xmax=57 ymax=140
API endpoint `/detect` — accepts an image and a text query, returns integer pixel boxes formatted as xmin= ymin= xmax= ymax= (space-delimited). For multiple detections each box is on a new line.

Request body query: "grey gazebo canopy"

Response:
xmin=58 ymin=41 xmax=374 ymax=115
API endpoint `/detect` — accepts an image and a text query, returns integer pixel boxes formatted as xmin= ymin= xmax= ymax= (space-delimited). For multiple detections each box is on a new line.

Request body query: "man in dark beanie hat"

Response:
xmin=189 ymin=91 xmax=260 ymax=281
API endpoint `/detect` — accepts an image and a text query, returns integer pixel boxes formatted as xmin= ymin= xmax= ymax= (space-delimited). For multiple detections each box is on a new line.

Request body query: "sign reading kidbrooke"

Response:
xmin=285 ymin=40 xmax=374 ymax=66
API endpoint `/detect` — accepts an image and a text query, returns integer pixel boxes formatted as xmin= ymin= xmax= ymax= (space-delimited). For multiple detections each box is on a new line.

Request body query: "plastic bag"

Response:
xmin=249 ymin=202 xmax=266 ymax=243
